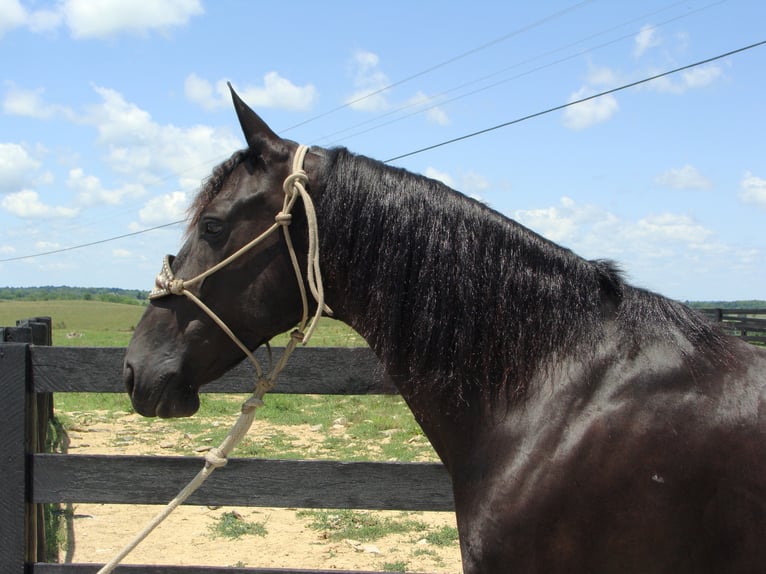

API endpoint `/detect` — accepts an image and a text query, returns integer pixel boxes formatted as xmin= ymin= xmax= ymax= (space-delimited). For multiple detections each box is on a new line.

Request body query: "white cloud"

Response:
xmin=634 ymin=24 xmax=661 ymax=58
xmin=461 ymin=172 xmax=490 ymax=198
xmin=514 ymin=197 xmax=598 ymax=243
xmin=237 ymin=73 xmax=317 ymax=112
xmin=424 ymin=168 xmax=490 ymax=202
xmin=563 ymin=87 xmax=618 ymax=130
xmin=0 ymin=0 xmax=26 ymax=37
xmin=2 ymin=83 xmax=76 ymax=120
xmin=346 ymin=50 xmax=391 ymax=112
xmin=186 ymin=73 xmax=317 ymax=112
xmin=739 ymin=172 xmax=766 ymax=210
xmin=62 ymin=0 xmax=203 ymax=39
xmin=84 ymin=85 xmax=241 ymax=189
xmin=112 ymin=248 xmax=132 ymax=258
xmin=407 ymin=92 xmax=450 ymax=126
xmin=0 ymin=0 xmax=201 ymax=38
xmin=655 ymin=165 xmax=713 ymax=190
xmin=630 ymin=212 xmax=712 ymax=244
xmin=0 ymin=143 xmax=42 ymax=193
xmin=513 ymin=197 xmax=713 ymax=262
xmin=647 ymin=64 xmax=723 ymax=94
xmin=68 ymin=168 xmax=146 ymax=206
xmin=424 ymin=167 xmax=454 ymax=188
xmin=1 ymin=189 xmax=79 ymax=219
xmin=184 ymin=73 xmax=220 ymax=111
xmin=138 ymin=191 xmax=188 ymax=225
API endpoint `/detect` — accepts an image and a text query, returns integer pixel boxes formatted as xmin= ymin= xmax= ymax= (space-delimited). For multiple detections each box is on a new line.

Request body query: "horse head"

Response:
xmin=124 ymin=85 xmax=321 ymax=418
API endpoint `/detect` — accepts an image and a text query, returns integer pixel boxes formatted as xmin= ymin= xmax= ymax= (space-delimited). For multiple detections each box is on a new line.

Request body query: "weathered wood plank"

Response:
xmin=30 ymin=346 xmax=389 ymax=395
xmin=33 ymin=564 xmax=403 ymax=574
xmin=0 ymin=343 xmax=30 ymax=572
xmin=32 ymin=454 xmax=454 ymax=511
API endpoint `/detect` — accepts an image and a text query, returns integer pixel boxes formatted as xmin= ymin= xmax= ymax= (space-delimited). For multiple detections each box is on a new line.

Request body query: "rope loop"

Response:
xmin=283 ymin=170 xmax=309 ymax=195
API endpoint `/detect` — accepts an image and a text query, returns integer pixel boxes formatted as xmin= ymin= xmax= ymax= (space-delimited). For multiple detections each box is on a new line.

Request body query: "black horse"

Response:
xmin=125 ymin=86 xmax=766 ymax=573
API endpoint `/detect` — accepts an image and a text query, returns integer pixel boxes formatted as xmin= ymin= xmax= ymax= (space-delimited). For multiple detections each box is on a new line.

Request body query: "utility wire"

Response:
xmin=385 ymin=39 xmax=766 ymax=163
xmin=280 ymin=0 xmax=593 ymax=133
xmin=0 ymin=220 xmax=184 ymax=262
xmin=315 ymin=0 xmax=724 ymax=147
xmin=3 ymin=38 xmax=763 ymax=264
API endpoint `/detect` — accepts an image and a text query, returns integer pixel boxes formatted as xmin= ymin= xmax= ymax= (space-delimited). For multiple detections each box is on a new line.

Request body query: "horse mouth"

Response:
xmin=125 ymin=365 xmax=201 ymax=418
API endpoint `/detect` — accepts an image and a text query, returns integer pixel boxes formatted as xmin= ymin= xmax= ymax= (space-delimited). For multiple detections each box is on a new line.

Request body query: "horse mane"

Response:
xmin=315 ymin=148 xmax=732 ymax=403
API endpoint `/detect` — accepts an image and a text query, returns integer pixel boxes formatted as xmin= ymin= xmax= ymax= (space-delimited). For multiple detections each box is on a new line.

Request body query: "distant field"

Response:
xmin=0 ymin=299 xmax=365 ymax=347
xmin=0 ymin=299 xmax=145 ymax=346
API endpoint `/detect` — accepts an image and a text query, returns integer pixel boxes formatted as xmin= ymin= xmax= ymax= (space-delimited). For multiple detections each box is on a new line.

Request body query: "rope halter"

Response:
xmin=98 ymin=147 xmax=332 ymax=574
xmin=148 ymin=143 xmax=332 ymax=393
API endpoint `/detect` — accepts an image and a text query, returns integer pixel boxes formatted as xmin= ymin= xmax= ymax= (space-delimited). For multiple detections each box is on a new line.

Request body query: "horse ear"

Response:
xmin=228 ymin=82 xmax=280 ymax=150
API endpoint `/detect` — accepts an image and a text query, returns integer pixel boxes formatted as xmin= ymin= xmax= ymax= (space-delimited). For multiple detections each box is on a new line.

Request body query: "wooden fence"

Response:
xmin=698 ymin=308 xmax=766 ymax=345
xmin=0 ymin=317 xmax=453 ymax=574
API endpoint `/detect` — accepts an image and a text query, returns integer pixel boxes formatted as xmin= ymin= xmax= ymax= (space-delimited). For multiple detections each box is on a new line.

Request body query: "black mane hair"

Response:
xmin=314 ymin=148 xmax=732 ymax=402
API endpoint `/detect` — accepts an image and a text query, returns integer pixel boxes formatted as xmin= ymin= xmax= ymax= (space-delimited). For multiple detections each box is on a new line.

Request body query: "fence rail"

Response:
xmin=0 ymin=318 xmax=453 ymax=574
xmin=699 ymin=308 xmax=766 ymax=344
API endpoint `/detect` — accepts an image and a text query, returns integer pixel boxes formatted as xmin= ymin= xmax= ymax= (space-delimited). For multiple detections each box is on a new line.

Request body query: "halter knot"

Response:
xmin=204 ymin=447 xmax=228 ymax=469
xmin=169 ymin=279 xmax=185 ymax=295
xmin=275 ymin=212 xmax=292 ymax=225
xmin=283 ymin=170 xmax=309 ymax=196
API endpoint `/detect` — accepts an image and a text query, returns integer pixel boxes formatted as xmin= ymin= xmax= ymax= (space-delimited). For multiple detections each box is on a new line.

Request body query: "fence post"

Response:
xmin=0 ymin=317 xmax=53 ymax=571
xmin=19 ymin=318 xmax=54 ymax=565
xmin=0 ymin=327 xmax=32 ymax=572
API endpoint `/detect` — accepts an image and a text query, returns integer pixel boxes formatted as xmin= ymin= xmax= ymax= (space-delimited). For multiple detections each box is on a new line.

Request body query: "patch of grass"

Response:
xmin=297 ymin=509 xmax=427 ymax=542
xmin=208 ymin=511 xmax=267 ymax=539
xmin=382 ymin=561 xmax=409 ymax=572
xmin=424 ymin=526 xmax=460 ymax=546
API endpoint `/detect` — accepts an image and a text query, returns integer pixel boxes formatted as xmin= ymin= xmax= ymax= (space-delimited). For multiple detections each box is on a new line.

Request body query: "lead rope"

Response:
xmin=97 ymin=145 xmax=329 ymax=574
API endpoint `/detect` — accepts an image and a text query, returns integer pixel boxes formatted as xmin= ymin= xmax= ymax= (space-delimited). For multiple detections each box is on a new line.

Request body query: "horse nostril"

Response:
xmin=124 ymin=363 xmax=135 ymax=397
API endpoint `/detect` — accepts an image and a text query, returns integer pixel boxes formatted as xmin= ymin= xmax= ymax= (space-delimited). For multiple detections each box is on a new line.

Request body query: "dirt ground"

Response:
xmin=58 ymin=411 xmax=462 ymax=573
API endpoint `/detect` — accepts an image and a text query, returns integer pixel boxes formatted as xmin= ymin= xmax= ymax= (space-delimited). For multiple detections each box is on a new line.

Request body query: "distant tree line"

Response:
xmin=0 ymin=286 xmax=149 ymax=306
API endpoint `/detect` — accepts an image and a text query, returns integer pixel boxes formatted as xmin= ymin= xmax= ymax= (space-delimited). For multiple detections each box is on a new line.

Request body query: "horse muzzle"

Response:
xmin=123 ymin=361 xmax=201 ymax=418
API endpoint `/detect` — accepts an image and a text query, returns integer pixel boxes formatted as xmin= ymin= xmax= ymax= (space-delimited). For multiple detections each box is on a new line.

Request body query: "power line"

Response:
xmin=4 ymin=38 xmax=763 ymax=264
xmin=280 ymin=1 xmax=593 ymax=133
xmin=385 ymin=39 xmax=766 ymax=163
xmin=314 ymin=0 xmax=724 ymax=147
xmin=0 ymin=220 xmax=184 ymax=262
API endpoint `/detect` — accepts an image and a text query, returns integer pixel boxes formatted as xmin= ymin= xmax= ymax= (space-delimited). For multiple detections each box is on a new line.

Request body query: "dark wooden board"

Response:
xmin=30 ymin=346 xmax=389 ymax=395
xmin=32 ymin=454 xmax=454 ymax=511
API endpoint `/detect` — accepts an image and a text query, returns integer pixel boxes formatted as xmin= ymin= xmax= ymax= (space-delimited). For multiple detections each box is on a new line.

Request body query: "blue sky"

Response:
xmin=1 ymin=0 xmax=764 ymax=301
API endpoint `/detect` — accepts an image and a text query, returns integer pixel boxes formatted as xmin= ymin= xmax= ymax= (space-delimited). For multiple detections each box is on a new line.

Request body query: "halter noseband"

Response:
xmin=148 ymin=144 xmax=331 ymax=386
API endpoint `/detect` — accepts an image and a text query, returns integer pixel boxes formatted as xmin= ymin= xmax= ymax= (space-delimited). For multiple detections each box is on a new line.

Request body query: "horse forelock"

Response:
xmin=186 ymin=149 xmax=250 ymax=234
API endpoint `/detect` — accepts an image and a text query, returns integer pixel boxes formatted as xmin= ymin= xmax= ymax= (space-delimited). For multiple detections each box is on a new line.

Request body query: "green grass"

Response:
xmin=0 ymin=299 xmax=365 ymax=347
xmin=208 ymin=511 xmax=268 ymax=539
xmin=297 ymin=509 xmax=427 ymax=542
xmin=0 ymin=299 xmax=145 ymax=346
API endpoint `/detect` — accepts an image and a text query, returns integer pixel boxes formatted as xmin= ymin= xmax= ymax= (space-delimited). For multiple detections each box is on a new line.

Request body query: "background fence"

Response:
xmin=0 ymin=317 xmax=453 ymax=574
xmin=697 ymin=308 xmax=766 ymax=345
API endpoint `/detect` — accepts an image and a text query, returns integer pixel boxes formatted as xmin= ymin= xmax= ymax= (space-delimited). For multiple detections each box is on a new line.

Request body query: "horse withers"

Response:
xmin=124 ymin=86 xmax=766 ymax=573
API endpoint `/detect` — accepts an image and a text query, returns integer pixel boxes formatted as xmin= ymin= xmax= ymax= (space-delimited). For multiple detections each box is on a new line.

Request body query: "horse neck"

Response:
xmin=313 ymin=150 xmax=611 ymax=402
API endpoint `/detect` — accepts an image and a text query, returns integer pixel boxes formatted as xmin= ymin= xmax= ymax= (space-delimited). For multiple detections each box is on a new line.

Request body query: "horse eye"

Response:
xmin=201 ymin=218 xmax=225 ymax=238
